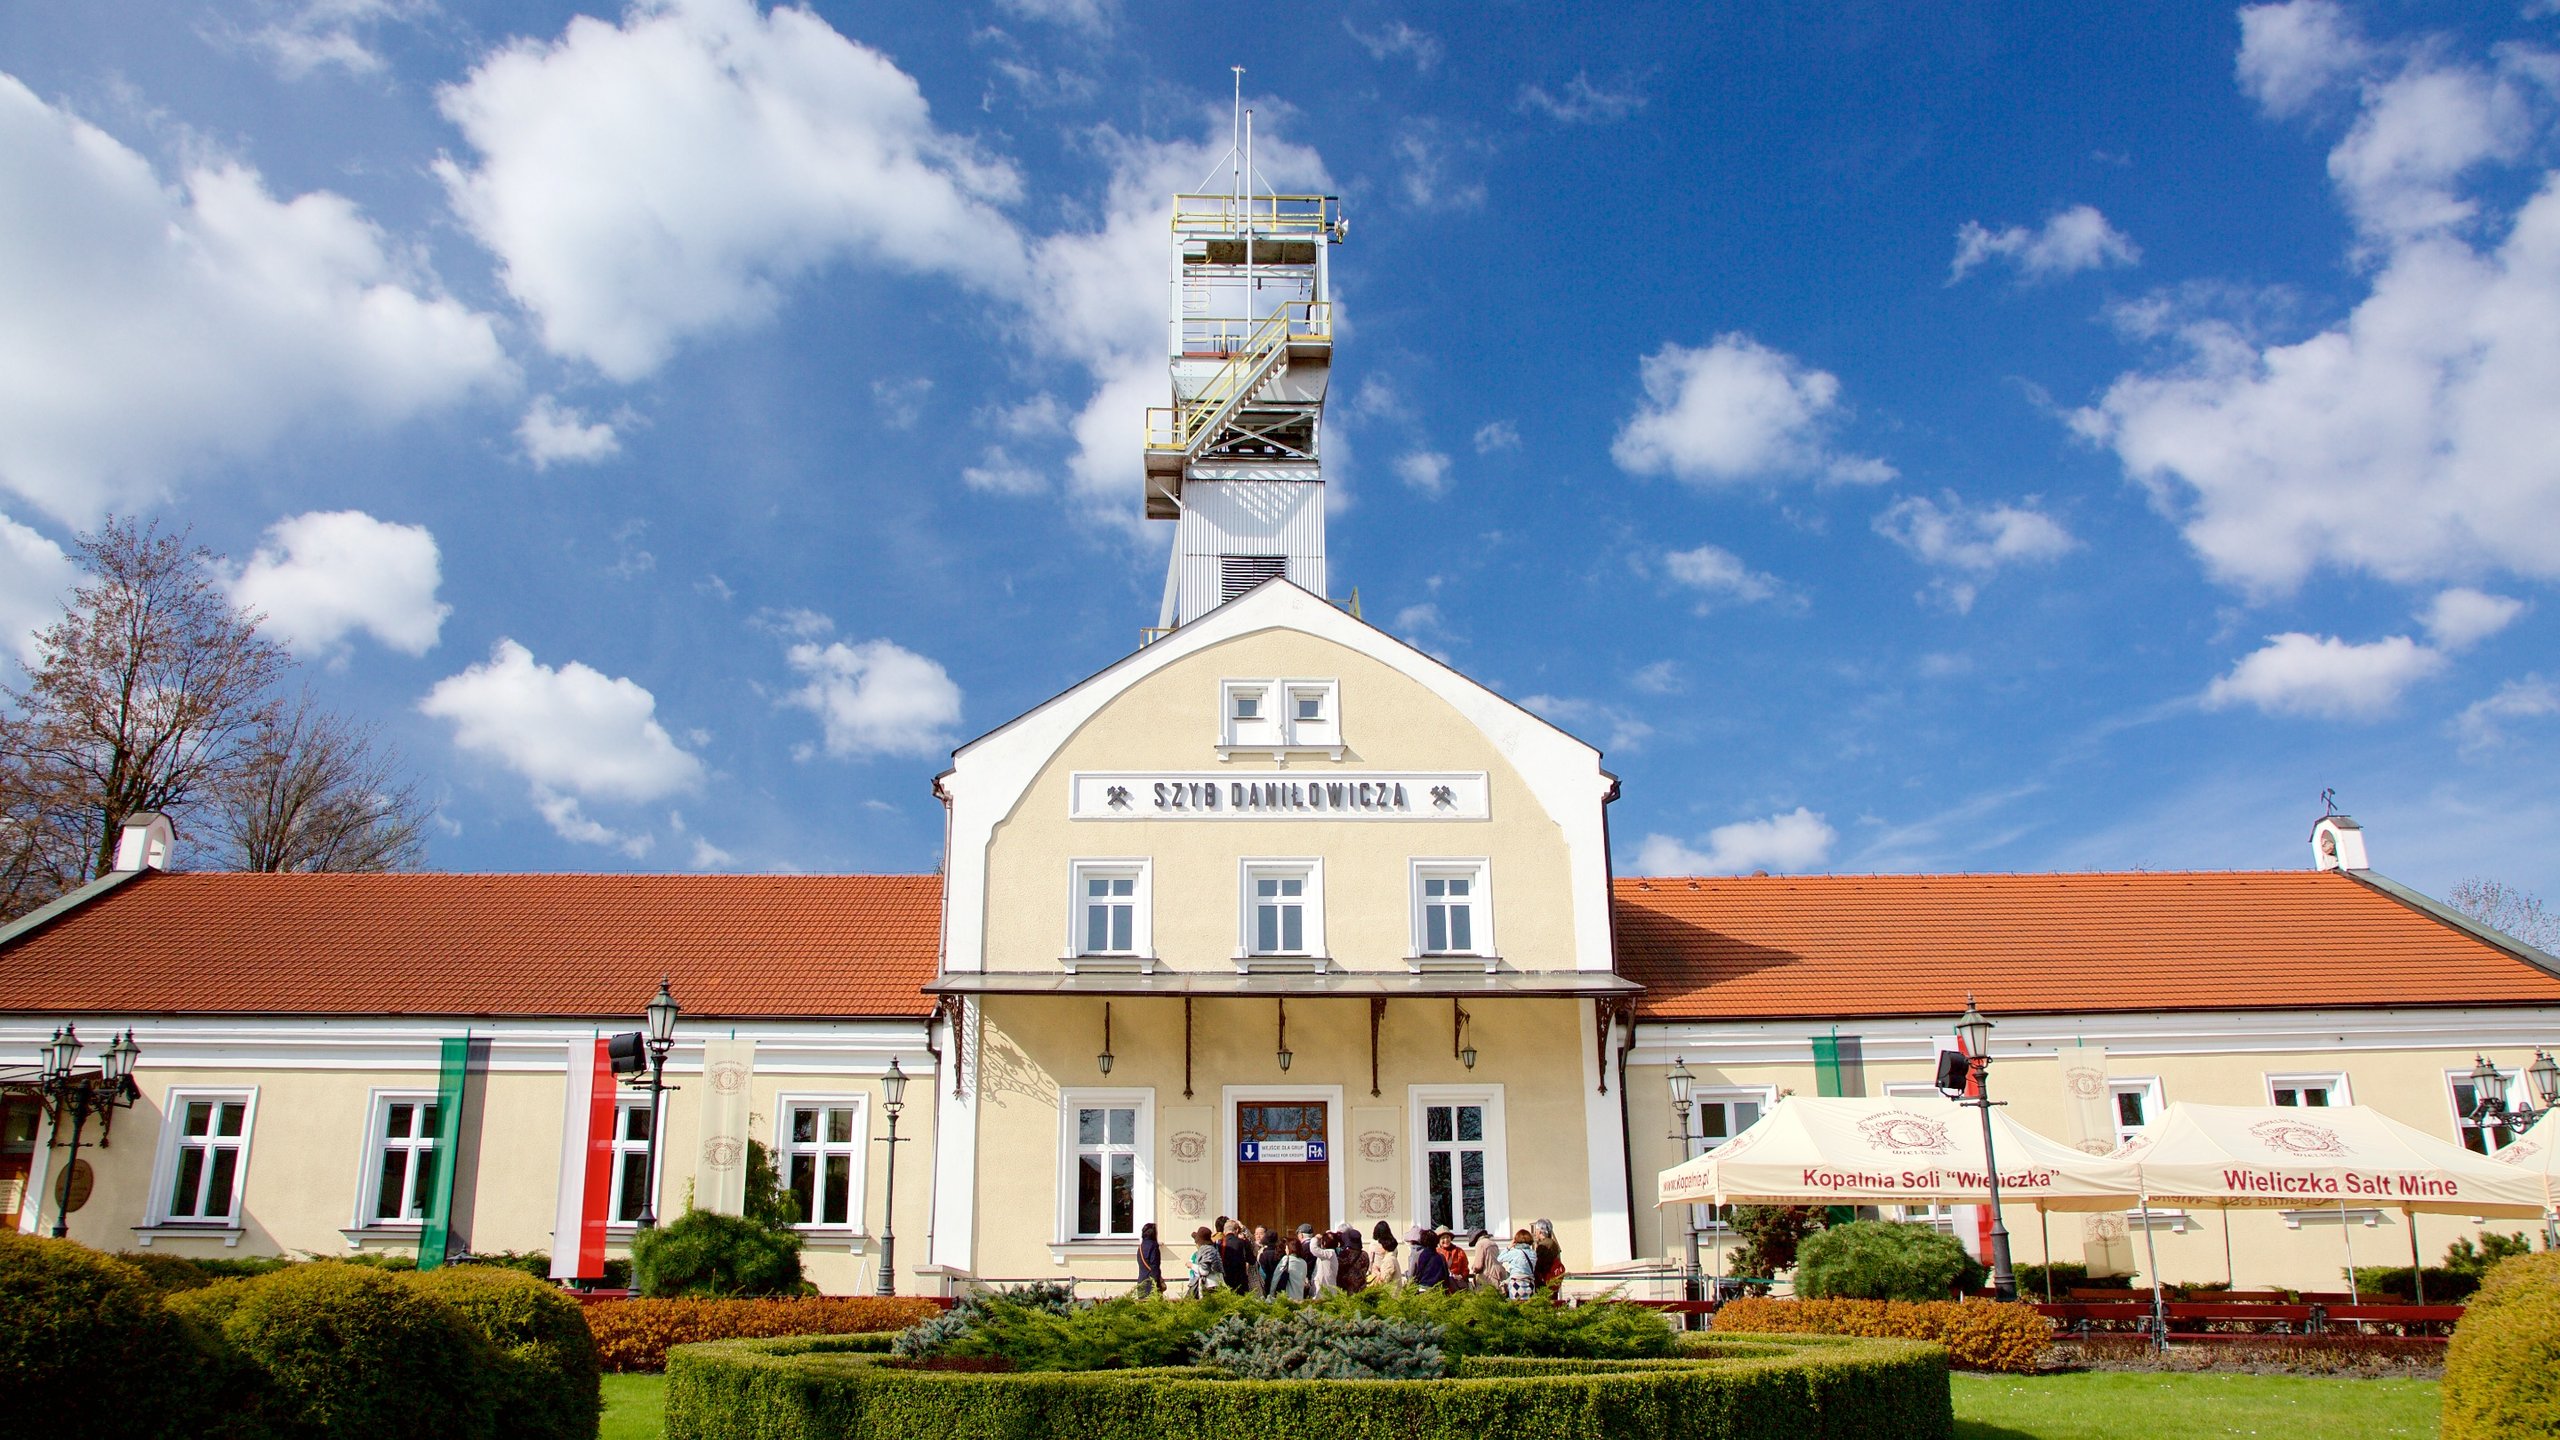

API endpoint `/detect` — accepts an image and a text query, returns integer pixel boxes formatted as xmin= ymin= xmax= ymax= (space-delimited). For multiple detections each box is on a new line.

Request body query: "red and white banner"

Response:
xmin=549 ymin=1037 xmax=620 ymax=1281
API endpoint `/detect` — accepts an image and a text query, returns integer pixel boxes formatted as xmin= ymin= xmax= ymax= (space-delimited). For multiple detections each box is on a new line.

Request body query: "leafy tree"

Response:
xmin=2447 ymin=878 xmax=2560 ymax=952
xmin=1726 ymin=1204 xmax=1830 ymax=1283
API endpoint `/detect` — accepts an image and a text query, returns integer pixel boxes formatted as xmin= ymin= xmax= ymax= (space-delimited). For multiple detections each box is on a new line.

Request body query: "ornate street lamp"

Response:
xmin=638 ymin=981 xmax=679 ymax=1229
xmin=30 ymin=1024 xmax=143 ymax=1238
xmin=875 ymin=1057 xmax=909 ymax=1297
xmin=2468 ymin=1050 xmax=2560 ymax=1137
xmin=1666 ymin=1057 xmax=1702 ymax=1316
xmin=1952 ymin=997 xmax=2018 ymax=1302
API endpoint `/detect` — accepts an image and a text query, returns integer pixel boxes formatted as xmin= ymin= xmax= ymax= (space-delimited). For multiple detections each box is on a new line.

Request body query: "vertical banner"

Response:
xmin=419 ymin=1035 xmax=473 ymax=1270
xmin=2055 ymin=1043 xmax=2137 ymax=1278
xmin=693 ymin=1037 xmax=757 ymax=1216
xmin=548 ymin=1037 xmax=620 ymax=1282
xmin=1811 ymin=1034 xmax=1862 ymax=1224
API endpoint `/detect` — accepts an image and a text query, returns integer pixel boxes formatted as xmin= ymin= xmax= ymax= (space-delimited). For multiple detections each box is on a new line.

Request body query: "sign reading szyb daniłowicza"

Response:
xmin=1240 ymin=1140 xmax=1326 ymax=1163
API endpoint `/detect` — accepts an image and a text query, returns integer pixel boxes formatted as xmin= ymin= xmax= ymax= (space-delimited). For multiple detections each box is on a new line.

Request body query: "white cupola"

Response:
xmin=2310 ymin=813 xmax=2368 ymax=872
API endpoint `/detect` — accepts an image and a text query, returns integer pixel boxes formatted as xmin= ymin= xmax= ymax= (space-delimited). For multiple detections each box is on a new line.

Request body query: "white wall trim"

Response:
xmin=1628 ymin=1004 xmax=2560 ymax=1067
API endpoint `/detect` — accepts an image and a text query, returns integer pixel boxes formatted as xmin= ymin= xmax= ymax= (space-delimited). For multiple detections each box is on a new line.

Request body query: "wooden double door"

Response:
xmin=1234 ymin=1100 xmax=1331 ymax=1237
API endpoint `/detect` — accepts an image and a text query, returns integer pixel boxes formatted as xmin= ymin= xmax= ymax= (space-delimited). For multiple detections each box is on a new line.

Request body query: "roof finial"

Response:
xmin=2320 ymin=786 xmax=2338 ymax=818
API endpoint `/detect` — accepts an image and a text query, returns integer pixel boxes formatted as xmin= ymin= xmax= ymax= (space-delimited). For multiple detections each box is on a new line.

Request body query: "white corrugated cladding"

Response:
xmin=1174 ymin=479 xmax=1327 ymax=616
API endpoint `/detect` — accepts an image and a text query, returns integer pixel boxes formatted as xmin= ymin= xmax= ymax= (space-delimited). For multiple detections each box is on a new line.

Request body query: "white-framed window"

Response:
xmin=362 ymin=1091 xmax=442 ymax=1226
xmin=1068 ymin=860 xmax=1151 ymax=959
xmin=608 ymin=1098 xmax=656 ymax=1225
xmin=1057 ymin=1089 xmax=1154 ymax=1241
xmin=2109 ymin=1078 xmax=2165 ymax=1146
xmin=1411 ymin=860 xmax=1492 ymax=957
xmin=1881 ymin=1083 xmax=1956 ymax=1227
xmin=1684 ymin=1086 xmax=1774 ymax=1232
xmin=2450 ymin=1068 xmax=2520 ymax=1155
xmin=1239 ymin=859 xmax=1324 ymax=958
xmin=1411 ymin=1086 xmax=1508 ymax=1235
xmin=151 ymin=1089 xmax=256 ymax=1226
xmin=777 ymin=1095 xmax=870 ymax=1230
xmin=2268 ymin=1073 xmax=2349 ymax=1109
xmin=1220 ymin=678 xmax=1340 ymax=751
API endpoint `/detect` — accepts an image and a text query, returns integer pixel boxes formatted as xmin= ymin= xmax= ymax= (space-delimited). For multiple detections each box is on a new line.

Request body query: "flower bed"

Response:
xmin=1711 ymin=1297 xmax=2054 ymax=1374
xmin=587 ymin=1296 xmax=940 ymax=1371
xmin=663 ymin=1331 xmax=1953 ymax=1440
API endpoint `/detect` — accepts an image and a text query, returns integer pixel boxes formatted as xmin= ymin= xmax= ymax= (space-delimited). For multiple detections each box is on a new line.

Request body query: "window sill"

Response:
xmin=1232 ymin=954 xmax=1333 ymax=974
xmin=1047 ymin=1239 xmax=1141 ymax=1265
xmin=1407 ymin=954 xmax=1502 ymax=974
xmin=1062 ymin=954 xmax=1162 ymax=975
xmin=784 ymin=1228 xmax=875 ymax=1252
xmin=2126 ymin=1210 xmax=2190 ymax=1233
xmin=338 ymin=1224 xmax=423 ymax=1248
xmin=133 ymin=1223 xmax=245 ymax=1248
xmin=2281 ymin=1207 xmax=2385 ymax=1229
xmin=1214 ymin=744 xmax=1345 ymax=766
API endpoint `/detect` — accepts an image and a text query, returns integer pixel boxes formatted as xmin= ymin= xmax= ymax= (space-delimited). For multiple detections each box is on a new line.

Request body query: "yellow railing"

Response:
xmin=1172 ymin=193 xmax=1339 ymax=236
xmin=1144 ymin=301 xmax=1330 ymax=454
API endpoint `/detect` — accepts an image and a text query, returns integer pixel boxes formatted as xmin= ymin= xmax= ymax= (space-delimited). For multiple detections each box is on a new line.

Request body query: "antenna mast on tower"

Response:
xmin=1143 ymin=71 xmax=1346 ymax=637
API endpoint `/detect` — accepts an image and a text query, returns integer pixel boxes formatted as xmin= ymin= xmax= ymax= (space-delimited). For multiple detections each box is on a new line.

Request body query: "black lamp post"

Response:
xmin=637 ymin=981 xmax=679 ymax=1229
xmin=1667 ymin=1056 xmax=1704 ymax=1315
xmin=2468 ymin=1050 xmax=2560 ymax=1138
xmin=1953 ymin=997 xmax=2018 ymax=1302
xmin=875 ymin=1057 xmax=909 ymax=1297
xmin=35 ymin=1024 xmax=142 ymax=1238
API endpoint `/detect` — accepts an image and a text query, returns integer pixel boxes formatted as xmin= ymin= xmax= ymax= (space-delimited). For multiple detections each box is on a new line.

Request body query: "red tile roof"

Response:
xmin=0 ymin=871 xmax=943 ymax=1018
xmin=1614 ymin=870 xmax=2560 ymax=1020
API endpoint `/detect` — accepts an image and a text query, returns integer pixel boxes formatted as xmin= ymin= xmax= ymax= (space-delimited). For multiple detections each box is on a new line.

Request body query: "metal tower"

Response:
xmin=1145 ymin=79 xmax=1346 ymax=635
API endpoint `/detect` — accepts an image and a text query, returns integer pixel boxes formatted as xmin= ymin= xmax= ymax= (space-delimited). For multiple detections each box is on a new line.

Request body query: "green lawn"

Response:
xmin=1954 ymin=1372 xmax=2440 ymax=1439
xmin=603 ymin=1367 xmax=2440 ymax=1440
xmin=602 ymin=1373 xmax=666 ymax=1440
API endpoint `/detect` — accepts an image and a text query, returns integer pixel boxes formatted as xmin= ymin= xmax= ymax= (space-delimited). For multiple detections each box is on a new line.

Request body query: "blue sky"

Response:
xmin=3 ymin=0 xmax=2557 ymax=900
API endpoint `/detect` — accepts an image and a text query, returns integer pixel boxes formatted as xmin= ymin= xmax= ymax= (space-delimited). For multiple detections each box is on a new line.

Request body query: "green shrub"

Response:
xmin=1725 ymin=1204 xmax=1830 ymax=1282
xmin=1713 ymin=1296 xmax=2053 ymax=1374
xmin=404 ymin=1265 xmax=602 ymax=1440
xmin=113 ymin=1250 xmax=297 ymax=1293
xmin=2350 ymin=1265 xmax=2483 ymax=1304
xmin=219 ymin=1261 xmax=496 ymax=1439
xmin=1313 ymin=1283 xmax=1677 ymax=1359
xmin=631 ymin=1209 xmax=803 ymax=1298
xmin=1793 ymin=1222 xmax=1974 ymax=1302
xmin=2442 ymin=1251 xmax=2560 ymax=1440
xmin=2443 ymin=1232 xmax=2537 ymax=1276
xmin=2009 ymin=1262 xmax=2093 ymax=1296
xmin=0 ymin=1233 xmax=244 ymax=1440
xmin=662 ymin=1331 xmax=1953 ymax=1440
xmin=1195 ymin=1308 xmax=1445 ymax=1379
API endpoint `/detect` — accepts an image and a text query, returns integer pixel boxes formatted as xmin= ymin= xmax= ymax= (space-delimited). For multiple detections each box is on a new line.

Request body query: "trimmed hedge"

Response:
xmin=662 ymin=1331 xmax=1951 ymax=1440
xmin=405 ymin=1266 xmax=602 ymax=1440
xmin=0 ymin=1233 xmax=247 ymax=1439
xmin=2442 ymin=1251 xmax=2560 ymax=1440
xmin=1712 ymin=1297 xmax=2052 ymax=1374
xmin=588 ymin=1296 xmax=937 ymax=1371
xmin=219 ymin=1261 xmax=497 ymax=1439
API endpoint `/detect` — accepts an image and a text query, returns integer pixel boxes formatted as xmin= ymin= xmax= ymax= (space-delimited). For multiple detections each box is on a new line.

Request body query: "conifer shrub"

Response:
xmin=2441 ymin=1251 xmax=2560 ymax=1440
xmin=1194 ymin=1308 xmax=1446 ymax=1379
xmin=630 ymin=1208 xmax=804 ymax=1298
xmin=0 ymin=1233 xmax=244 ymax=1440
xmin=1793 ymin=1221 xmax=1974 ymax=1302
xmin=403 ymin=1265 xmax=602 ymax=1440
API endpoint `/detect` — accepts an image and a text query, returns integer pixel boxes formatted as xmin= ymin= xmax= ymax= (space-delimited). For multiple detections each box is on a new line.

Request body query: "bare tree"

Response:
xmin=2447 ymin=877 xmax=2560 ymax=953
xmin=210 ymin=692 xmax=429 ymax=874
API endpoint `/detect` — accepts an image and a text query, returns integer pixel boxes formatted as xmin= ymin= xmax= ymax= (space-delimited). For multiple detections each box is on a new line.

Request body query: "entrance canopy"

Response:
xmin=1655 ymin=1093 xmax=2140 ymax=1208
xmin=2492 ymin=1110 xmax=2560 ymax=1214
xmin=2045 ymin=1101 xmax=2547 ymax=1218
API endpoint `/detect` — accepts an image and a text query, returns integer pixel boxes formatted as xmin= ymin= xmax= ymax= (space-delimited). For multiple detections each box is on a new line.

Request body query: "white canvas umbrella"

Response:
xmin=2492 ymin=1109 xmax=2560 ymax=1216
xmin=2046 ymin=1101 xmax=2547 ymax=1308
xmin=1657 ymin=1093 xmax=2144 ymax=1208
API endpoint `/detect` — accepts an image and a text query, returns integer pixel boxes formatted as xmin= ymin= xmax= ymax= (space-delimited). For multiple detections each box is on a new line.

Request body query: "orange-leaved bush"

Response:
xmin=1712 ymin=1296 xmax=2052 ymax=1373
xmin=585 ymin=1295 xmax=941 ymax=1371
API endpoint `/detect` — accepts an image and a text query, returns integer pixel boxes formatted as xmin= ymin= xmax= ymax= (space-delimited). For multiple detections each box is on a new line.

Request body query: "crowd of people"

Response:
xmin=1134 ymin=1216 xmax=1569 ymax=1300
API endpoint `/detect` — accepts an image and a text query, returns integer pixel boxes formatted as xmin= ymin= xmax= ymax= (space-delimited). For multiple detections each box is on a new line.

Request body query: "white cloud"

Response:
xmin=2456 ymin=675 xmax=2560 ymax=752
xmin=421 ymin=638 xmax=705 ymax=800
xmin=1635 ymin=807 xmax=1836 ymax=875
xmin=2236 ymin=1 xmax=2374 ymax=119
xmin=1611 ymin=334 xmax=1892 ymax=487
xmin=532 ymin=788 xmax=653 ymax=856
xmin=518 ymin=395 xmax=621 ymax=469
xmin=0 ymin=74 xmax=507 ymax=524
xmin=2076 ymin=41 xmax=2560 ymax=594
xmin=240 ymin=0 xmax=427 ymax=79
xmin=1872 ymin=493 xmax=2076 ymax=612
xmin=1392 ymin=122 xmax=1484 ymax=210
xmin=0 ymin=512 xmax=77 ymax=669
xmin=961 ymin=445 xmax=1046 ymax=496
xmin=1395 ymin=450 xmax=1452 ymax=496
xmin=689 ymin=834 xmax=736 ymax=868
xmin=1662 ymin=541 xmax=1782 ymax=607
xmin=2419 ymin=587 xmax=2524 ymax=650
xmin=1517 ymin=71 xmax=1645 ymax=124
xmin=1519 ymin=693 xmax=1653 ymax=752
xmin=1948 ymin=204 xmax=2140 ymax=284
xmin=226 ymin=510 xmax=449 ymax=659
xmin=2202 ymin=632 xmax=2447 ymax=718
xmin=1628 ymin=660 xmax=1683 ymax=695
xmin=436 ymin=0 xmax=1027 ymax=380
xmin=993 ymin=0 xmax=1114 ymax=31
xmin=1472 ymin=420 xmax=1519 ymax=453
xmin=871 ymin=376 xmax=932 ymax=430
xmin=1344 ymin=19 xmax=1441 ymax=70
xmin=782 ymin=635 xmax=962 ymax=758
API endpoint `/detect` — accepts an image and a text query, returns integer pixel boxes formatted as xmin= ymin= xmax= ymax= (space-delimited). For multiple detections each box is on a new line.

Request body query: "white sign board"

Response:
xmin=1240 ymin=1140 xmax=1326 ymax=1163
xmin=1071 ymin=772 xmax=1489 ymax=821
